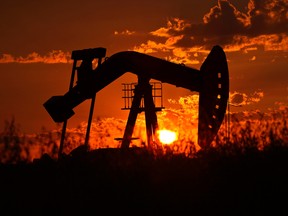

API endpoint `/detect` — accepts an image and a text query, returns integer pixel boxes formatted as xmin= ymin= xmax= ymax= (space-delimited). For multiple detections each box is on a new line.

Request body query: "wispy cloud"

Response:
xmin=114 ymin=29 xmax=135 ymax=36
xmin=249 ymin=55 xmax=257 ymax=61
xmin=0 ymin=50 xmax=71 ymax=64
xmin=230 ymin=90 xmax=264 ymax=107
xmin=151 ymin=17 xmax=191 ymax=38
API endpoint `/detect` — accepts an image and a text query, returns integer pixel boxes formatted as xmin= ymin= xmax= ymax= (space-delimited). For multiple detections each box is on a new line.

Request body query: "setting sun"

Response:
xmin=158 ymin=129 xmax=178 ymax=145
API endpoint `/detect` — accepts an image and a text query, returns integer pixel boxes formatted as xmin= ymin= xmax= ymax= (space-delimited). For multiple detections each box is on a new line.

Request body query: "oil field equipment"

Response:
xmin=44 ymin=45 xmax=229 ymax=155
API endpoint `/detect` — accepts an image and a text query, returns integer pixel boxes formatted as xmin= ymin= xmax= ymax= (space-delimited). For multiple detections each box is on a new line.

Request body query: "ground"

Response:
xmin=1 ymin=147 xmax=288 ymax=215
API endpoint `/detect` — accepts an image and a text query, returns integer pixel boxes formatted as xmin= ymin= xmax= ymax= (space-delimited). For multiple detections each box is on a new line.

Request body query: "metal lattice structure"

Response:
xmin=121 ymin=82 xmax=164 ymax=111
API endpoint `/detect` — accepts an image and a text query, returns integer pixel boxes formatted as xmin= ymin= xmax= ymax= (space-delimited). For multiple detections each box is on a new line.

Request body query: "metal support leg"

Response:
xmin=121 ymin=86 xmax=142 ymax=149
xmin=144 ymin=85 xmax=159 ymax=149
xmin=84 ymin=58 xmax=103 ymax=149
xmin=58 ymin=60 xmax=77 ymax=159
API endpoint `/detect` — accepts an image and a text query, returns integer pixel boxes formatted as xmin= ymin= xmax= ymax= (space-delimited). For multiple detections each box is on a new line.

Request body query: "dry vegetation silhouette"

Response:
xmin=0 ymin=107 xmax=288 ymax=215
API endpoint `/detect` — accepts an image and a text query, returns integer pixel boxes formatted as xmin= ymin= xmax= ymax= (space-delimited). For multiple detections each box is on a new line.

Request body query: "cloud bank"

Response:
xmin=134 ymin=0 xmax=288 ymax=65
xmin=0 ymin=50 xmax=71 ymax=64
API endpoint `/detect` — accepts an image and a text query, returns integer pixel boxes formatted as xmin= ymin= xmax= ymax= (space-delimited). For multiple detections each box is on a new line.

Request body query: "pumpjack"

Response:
xmin=44 ymin=45 xmax=229 ymax=155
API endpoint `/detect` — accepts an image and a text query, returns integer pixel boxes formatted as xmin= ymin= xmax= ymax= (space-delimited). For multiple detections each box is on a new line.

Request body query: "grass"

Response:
xmin=1 ymin=144 xmax=288 ymax=215
xmin=0 ymin=108 xmax=288 ymax=215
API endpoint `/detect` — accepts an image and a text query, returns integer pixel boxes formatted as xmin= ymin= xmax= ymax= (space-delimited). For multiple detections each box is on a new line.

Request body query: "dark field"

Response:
xmin=1 ymin=146 xmax=288 ymax=216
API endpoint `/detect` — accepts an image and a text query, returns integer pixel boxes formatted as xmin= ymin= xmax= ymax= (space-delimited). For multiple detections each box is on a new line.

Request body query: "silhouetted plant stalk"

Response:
xmin=0 ymin=118 xmax=59 ymax=163
xmin=0 ymin=106 xmax=287 ymax=163
xmin=213 ymin=106 xmax=288 ymax=155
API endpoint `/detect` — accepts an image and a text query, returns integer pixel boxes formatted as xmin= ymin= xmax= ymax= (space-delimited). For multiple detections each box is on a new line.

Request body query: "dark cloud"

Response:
xmin=170 ymin=0 xmax=288 ymax=49
xmin=230 ymin=90 xmax=264 ymax=107
xmin=247 ymin=0 xmax=288 ymax=35
xmin=202 ymin=1 xmax=247 ymax=35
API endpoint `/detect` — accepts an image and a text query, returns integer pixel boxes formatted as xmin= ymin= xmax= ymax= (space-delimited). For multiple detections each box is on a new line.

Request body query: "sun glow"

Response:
xmin=158 ymin=129 xmax=178 ymax=145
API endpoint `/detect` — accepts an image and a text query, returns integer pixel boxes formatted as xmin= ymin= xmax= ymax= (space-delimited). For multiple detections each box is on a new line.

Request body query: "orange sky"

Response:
xmin=0 ymin=0 xmax=287 ymax=134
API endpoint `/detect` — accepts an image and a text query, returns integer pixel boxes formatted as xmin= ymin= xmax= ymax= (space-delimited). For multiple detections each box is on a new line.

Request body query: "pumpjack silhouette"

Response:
xmin=44 ymin=45 xmax=229 ymax=155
